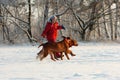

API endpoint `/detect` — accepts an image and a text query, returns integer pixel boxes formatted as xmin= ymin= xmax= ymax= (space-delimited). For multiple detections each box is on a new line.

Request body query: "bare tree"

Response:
xmin=114 ymin=0 xmax=119 ymax=40
xmin=65 ymin=0 xmax=103 ymax=40
xmin=102 ymin=1 xmax=109 ymax=39
xmin=43 ymin=0 xmax=49 ymax=28
xmin=0 ymin=0 xmax=120 ymax=44
xmin=107 ymin=0 xmax=114 ymax=40
xmin=0 ymin=4 xmax=13 ymax=43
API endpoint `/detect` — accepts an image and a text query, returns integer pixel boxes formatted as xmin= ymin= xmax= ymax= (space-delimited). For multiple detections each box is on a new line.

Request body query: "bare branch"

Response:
xmin=55 ymin=7 xmax=70 ymax=17
xmin=10 ymin=19 xmax=32 ymax=41
xmin=70 ymin=8 xmax=84 ymax=30
xmin=3 ymin=5 xmax=29 ymax=25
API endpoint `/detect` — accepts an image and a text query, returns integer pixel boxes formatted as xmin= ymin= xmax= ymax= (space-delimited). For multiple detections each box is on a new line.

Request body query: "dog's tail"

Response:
xmin=36 ymin=49 xmax=44 ymax=60
xmin=38 ymin=44 xmax=43 ymax=48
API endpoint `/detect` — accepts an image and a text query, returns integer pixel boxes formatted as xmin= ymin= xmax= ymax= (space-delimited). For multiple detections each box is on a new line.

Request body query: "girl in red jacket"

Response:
xmin=41 ymin=15 xmax=65 ymax=58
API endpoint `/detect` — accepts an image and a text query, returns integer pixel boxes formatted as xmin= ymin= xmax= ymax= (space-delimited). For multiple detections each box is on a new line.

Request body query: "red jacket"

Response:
xmin=41 ymin=22 xmax=63 ymax=42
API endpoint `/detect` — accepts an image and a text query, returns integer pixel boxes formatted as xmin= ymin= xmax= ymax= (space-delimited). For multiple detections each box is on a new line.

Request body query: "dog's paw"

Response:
xmin=71 ymin=54 xmax=76 ymax=56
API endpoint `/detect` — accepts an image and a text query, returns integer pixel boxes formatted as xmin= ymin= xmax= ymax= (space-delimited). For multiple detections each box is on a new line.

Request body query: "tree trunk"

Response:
xmin=0 ymin=4 xmax=2 ymax=24
xmin=97 ymin=20 xmax=101 ymax=39
xmin=86 ymin=2 xmax=96 ymax=40
xmin=102 ymin=1 xmax=109 ymax=39
xmin=81 ymin=29 xmax=86 ymax=40
xmin=28 ymin=0 xmax=32 ymax=42
xmin=115 ymin=1 xmax=119 ymax=40
xmin=108 ymin=0 xmax=114 ymax=40
xmin=43 ymin=0 xmax=49 ymax=28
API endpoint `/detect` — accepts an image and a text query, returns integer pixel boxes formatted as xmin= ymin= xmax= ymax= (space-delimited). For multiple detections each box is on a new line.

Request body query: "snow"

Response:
xmin=0 ymin=42 xmax=120 ymax=80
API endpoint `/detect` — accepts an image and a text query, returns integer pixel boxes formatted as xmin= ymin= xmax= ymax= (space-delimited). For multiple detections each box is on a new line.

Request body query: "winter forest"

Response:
xmin=0 ymin=0 xmax=120 ymax=44
xmin=0 ymin=0 xmax=120 ymax=80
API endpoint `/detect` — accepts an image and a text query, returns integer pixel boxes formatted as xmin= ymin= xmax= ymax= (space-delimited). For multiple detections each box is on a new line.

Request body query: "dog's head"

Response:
xmin=69 ymin=39 xmax=78 ymax=47
xmin=62 ymin=36 xmax=78 ymax=47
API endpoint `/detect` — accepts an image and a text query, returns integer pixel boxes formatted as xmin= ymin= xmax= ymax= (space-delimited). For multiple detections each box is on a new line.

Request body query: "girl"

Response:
xmin=41 ymin=15 xmax=65 ymax=58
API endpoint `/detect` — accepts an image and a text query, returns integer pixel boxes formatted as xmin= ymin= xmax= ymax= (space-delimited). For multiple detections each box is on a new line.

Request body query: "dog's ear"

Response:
xmin=62 ymin=36 xmax=66 ymax=39
xmin=67 ymin=37 xmax=70 ymax=39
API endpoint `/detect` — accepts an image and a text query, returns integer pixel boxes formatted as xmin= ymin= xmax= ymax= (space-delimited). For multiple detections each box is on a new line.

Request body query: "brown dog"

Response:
xmin=60 ymin=37 xmax=78 ymax=60
xmin=37 ymin=36 xmax=78 ymax=61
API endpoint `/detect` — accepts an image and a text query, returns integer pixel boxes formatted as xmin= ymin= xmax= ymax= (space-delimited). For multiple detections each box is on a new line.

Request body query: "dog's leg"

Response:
xmin=64 ymin=51 xmax=70 ymax=60
xmin=53 ymin=52 xmax=59 ymax=60
xmin=70 ymin=53 xmax=76 ymax=56
xmin=40 ymin=53 xmax=45 ymax=60
xmin=69 ymin=50 xmax=76 ymax=56
xmin=40 ymin=49 xmax=49 ymax=61
xmin=60 ymin=52 xmax=64 ymax=60
xmin=50 ymin=53 xmax=56 ymax=61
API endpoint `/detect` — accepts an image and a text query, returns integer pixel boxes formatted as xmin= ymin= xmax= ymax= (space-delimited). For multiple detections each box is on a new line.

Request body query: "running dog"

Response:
xmin=36 ymin=36 xmax=78 ymax=61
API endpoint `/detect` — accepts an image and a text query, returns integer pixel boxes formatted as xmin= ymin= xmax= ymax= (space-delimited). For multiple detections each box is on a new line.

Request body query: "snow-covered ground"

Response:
xmin=0 ymin=42 xmax=120 ymax=80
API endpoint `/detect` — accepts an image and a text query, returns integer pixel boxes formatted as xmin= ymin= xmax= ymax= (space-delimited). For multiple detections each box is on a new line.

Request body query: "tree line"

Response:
xmin=0 ymin=0 xmax=120 ymax=44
